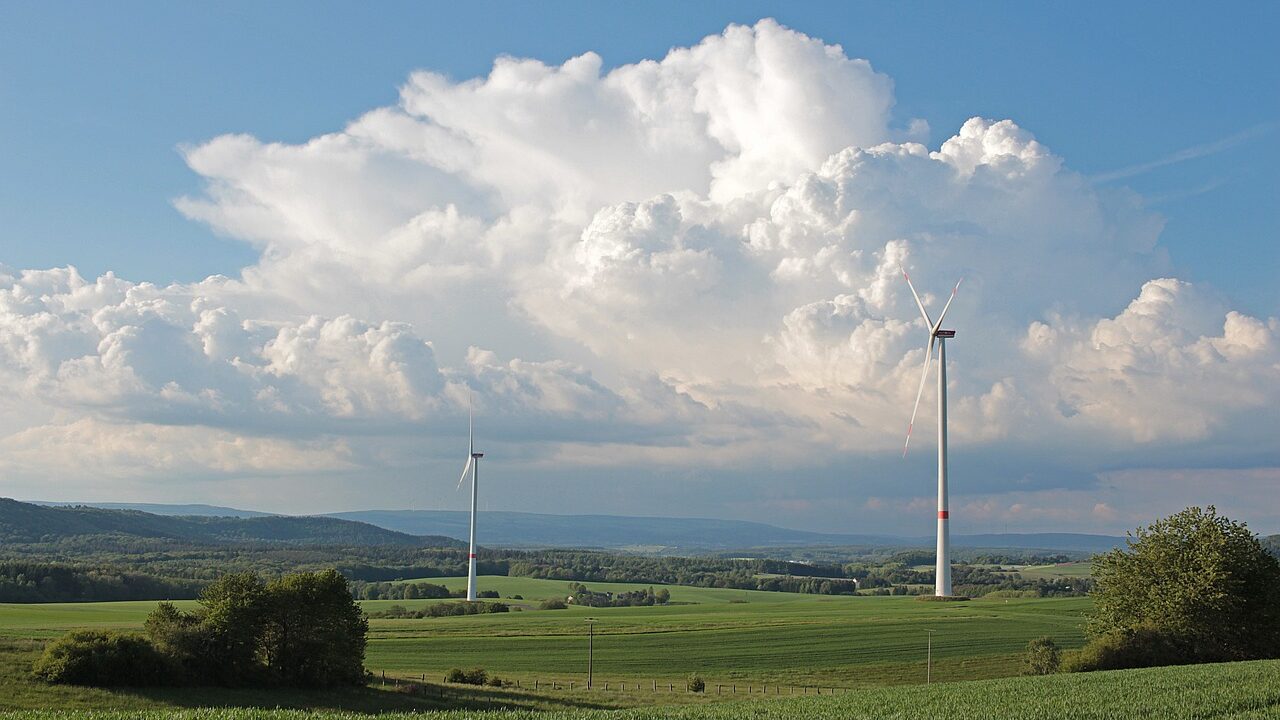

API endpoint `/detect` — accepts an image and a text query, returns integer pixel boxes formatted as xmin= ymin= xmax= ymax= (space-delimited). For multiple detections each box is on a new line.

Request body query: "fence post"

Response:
xmin=570 ymin=681 xmax=574 ymax=690
xmin=534 ymin=679 xmax=538 ymax=690
xmin=653 ymin=679 xmax=657 ymax=692
xmin=717 ymin=684 xmax=721 ymax=695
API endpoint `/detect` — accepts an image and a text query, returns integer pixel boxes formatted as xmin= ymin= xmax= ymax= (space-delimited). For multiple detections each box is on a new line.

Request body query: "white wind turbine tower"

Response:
xmin=902 ymin=270 xmax=963 ymax=597
xmin=456 ymin=399 xmax=484 ymax=602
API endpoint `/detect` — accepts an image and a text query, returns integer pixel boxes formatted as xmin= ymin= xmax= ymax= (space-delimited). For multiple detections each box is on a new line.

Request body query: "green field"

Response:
xmin=1016 ymin=562 xmax=1093 ymax=580
xmin=3 ymin=578 xmax=1278 ymax=717
xmin=1 ymin=575 xmax=1091 ymax=702
xmin=1 ymin=658 xmax=1277 ymax=719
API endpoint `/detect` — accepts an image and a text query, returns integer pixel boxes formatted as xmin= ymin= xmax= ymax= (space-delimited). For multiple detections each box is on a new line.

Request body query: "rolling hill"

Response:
xmin=22 ymin=501 xmax=1128 ymax=552
xmin=0 ymin=498 xmax=462 ymax=548
xmin=33 ymin=501 xmax=273 ymax=518
xmin=326 ymin=509 xmax=1127 ymax=552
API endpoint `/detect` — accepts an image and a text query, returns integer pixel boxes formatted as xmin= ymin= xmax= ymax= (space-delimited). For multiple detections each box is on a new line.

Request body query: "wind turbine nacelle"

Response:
xmin=472 ymin=452 xmax=485 ymax=458
xmin=935 ymin=330 xmax=956 ymax=338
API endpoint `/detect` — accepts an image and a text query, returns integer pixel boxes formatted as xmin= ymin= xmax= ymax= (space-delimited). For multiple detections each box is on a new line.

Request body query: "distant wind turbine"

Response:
xmin=902 ymin=270 xmax=963 ymax=597
xmin=456 ymin=398 xmax=484 ymax=601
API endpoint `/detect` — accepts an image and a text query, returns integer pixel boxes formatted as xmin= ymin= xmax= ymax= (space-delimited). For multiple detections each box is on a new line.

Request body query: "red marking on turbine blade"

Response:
xmin=468 ymin=554 xmax=477 ymax=559
xmin=938 ymin=511 xmax=949 ymax=519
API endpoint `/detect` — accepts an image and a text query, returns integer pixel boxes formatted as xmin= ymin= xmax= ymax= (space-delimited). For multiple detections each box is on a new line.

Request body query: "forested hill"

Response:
xmin=1264 ymin=534 xmax=1280 ymax=559
xmin=0 ymin=498 xmax=462 ymax=548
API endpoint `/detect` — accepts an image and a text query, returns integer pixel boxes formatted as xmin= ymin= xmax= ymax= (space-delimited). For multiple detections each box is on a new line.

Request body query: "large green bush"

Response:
xmin=1023 ymin=636 xmax=1062 ymax=675
xmin=32 ymin=630 xmax=173 ymax=686
xmin=445 ymin=667 xmax=488 ymax=685
xmin=1087 ymin=506 xmax=1280 ymax=666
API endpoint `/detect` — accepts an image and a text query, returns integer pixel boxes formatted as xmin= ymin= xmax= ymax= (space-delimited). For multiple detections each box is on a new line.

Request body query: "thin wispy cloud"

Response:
xmin=1092 ymin=123 xmax=1275 ymax=183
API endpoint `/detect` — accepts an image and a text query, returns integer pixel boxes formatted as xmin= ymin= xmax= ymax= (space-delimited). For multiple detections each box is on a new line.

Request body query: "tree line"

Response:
xmin=567 ymin=582 xmax=671 ymax=607
xmin=3 ymin=545 xmax=1093 ymax=603
xmin=0 ymin=561 xmax=200 ymax=603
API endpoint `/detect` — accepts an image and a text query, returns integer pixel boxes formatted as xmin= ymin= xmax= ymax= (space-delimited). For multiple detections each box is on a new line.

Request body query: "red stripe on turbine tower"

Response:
xmin=938 ymin=510 xmax=949 ymax=519
xmin=469 ymin=553 xmax=477 ymax=559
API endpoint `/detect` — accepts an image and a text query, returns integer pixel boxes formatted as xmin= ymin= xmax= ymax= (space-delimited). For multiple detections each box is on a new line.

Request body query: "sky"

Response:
xmin=0 ymin=2 xmax=1277 ymax=536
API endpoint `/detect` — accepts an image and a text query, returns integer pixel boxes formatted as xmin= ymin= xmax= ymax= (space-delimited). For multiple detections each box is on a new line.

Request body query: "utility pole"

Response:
xmin=926 ymin=629 xmax=936 ymax=685
xmin=585 ymin=618 xmax=597 ymax=689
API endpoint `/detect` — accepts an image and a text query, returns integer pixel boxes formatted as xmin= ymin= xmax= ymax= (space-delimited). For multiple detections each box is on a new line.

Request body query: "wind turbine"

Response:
xmin=902 ymin=270 xmax=962 ymax=598
xmin=456 ymin=398 xmax=484 ymax=602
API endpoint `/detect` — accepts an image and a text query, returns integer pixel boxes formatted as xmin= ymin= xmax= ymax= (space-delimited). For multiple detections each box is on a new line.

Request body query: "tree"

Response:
xmin=198 ymin=572 xmax=269 ymax=685
xmin=143 ymin=601 xmax=210 ymax=682
xmin=261 ymin=569 xmax=368 ymax=687
xmin=1088 ymin=506 xmax=1280 ymax=664
xmin=1023 ymin=636 xmax=1061 ymax=675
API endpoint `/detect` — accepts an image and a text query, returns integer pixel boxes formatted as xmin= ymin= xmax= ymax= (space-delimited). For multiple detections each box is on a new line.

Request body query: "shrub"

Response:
xmin=540 ymin=598 xmax=567 ymax=610
xmin=445 ymin=667 xmax=488 ymax=685
xmin=1089 ymin=506 xmax=1280 ymax=663
xmin=688 ymin=673 xmax=705 ymax=693
xmin=1064 ymin=625 xmax=1187 ymax=672
xmin=478 ymin=590 xmax=499 ymax=598
xmin=1023 ymin=636 xmax=1062 ymax=675
xmin=32 ymin=630 xmax=173 ymax=686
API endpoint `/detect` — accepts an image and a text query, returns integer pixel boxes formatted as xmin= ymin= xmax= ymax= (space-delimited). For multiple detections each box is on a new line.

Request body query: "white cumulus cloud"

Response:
xmin=0 ymin=20 xmax=1275 ymax=531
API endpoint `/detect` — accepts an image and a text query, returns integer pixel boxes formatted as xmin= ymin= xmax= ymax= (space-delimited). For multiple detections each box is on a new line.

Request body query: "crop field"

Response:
xmin=2 ymin=658 xmax=1278 ymax=719
xmin=1 ymin=576 xmax=1092 ymax=707
xmin=362 ymin=578 xmax=1090 ymax=688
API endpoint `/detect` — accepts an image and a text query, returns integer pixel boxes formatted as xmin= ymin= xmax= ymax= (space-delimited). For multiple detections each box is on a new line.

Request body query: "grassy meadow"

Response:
xmin=1015 ymin=561 xmax=1093 ymax=580
xmin=1 ymin=658 xmax=1277 ymax=719
xmin=0 ymin=575 xmax=1096 ymax=712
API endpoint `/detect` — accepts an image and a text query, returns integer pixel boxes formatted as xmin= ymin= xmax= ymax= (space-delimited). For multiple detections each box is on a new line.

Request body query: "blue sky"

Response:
xmin=3 ymin=2 xmax=1275 ymax=310
xmin=0 ymin=3 xmax=1276 ymax=533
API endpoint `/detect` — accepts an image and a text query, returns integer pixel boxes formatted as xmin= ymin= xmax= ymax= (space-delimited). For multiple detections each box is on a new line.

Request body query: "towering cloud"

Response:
xmin=0 ymin=20 xmax=1274 ymax=529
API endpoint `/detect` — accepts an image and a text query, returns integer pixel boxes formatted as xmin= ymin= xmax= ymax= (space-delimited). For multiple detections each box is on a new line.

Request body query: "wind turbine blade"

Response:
xmin=932 ymin=278 xmax=964 ymax=332
xmin=902 ymin=269 xmax=933 ymax=327
xmin=468 ymin=394 xmax=474 ymax=456
xmin=904 ymin=337 xmax=936 ymax=457
xmin=456 ymin=456 xmax=473 ymax=491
